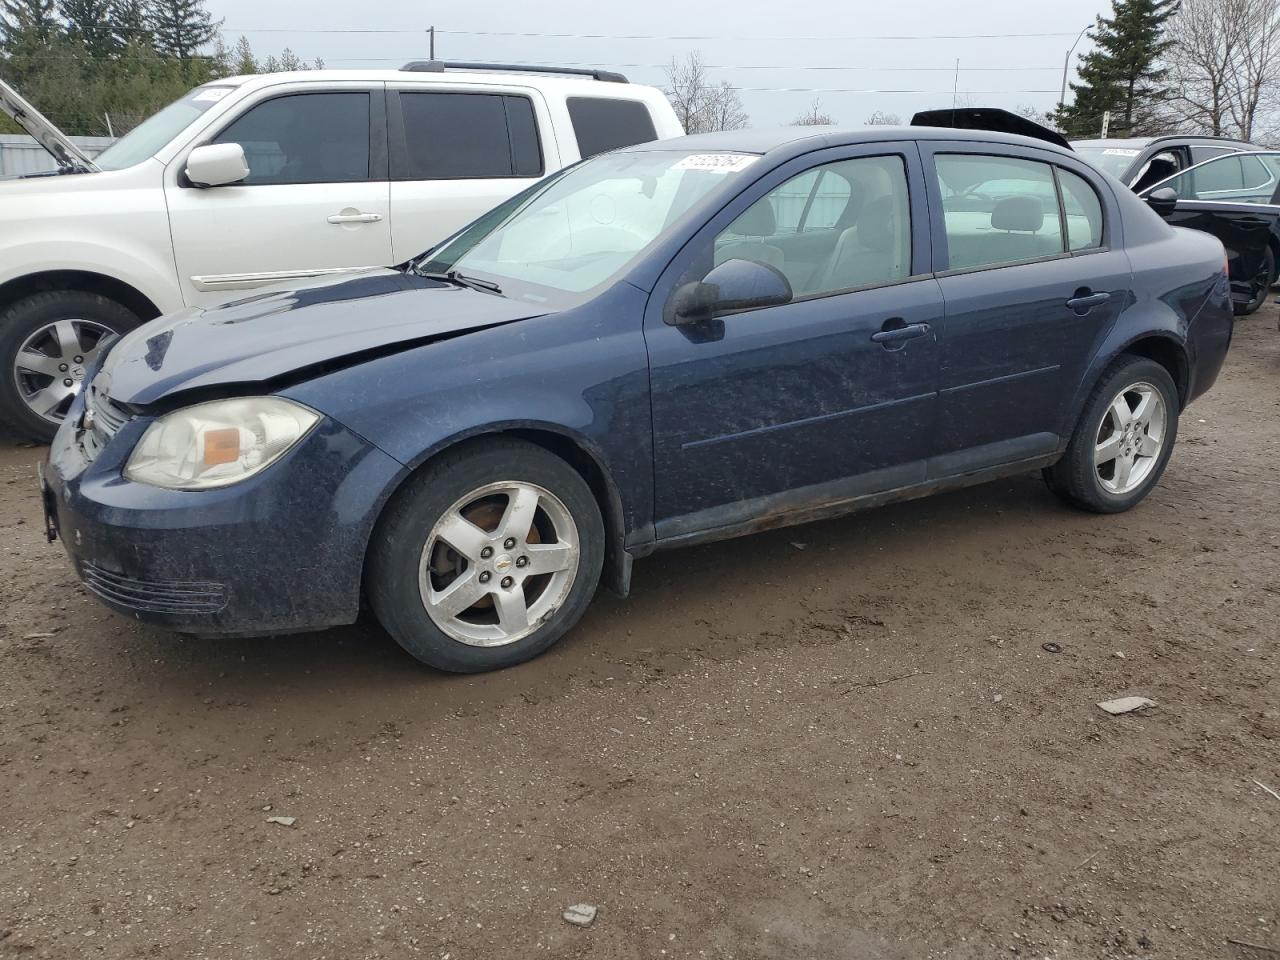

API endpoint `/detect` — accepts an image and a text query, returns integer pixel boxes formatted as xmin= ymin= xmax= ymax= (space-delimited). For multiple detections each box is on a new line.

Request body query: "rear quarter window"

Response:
xmin=566 ymin=97 xmax=659 ymax=159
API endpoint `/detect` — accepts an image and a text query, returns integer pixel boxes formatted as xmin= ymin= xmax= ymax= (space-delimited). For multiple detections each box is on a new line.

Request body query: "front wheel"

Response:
xmin=1044 ymin=356 xmax=1180 ymax=513
xmin=0 ymin=291 xmax=141 ymax=442
xmin=367 ymin=438 xmax=605 ymax=672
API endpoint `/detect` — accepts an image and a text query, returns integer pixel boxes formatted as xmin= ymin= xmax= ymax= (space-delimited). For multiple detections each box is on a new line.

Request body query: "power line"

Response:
xmin=222 ymin=26 xmax=1084 ymax=41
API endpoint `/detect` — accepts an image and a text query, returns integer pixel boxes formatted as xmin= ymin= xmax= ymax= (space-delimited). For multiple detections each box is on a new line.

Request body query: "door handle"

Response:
xmin=1066 ymin=290 xmax=1111 ymax=314
xmin=327 ymin=212 xmax=382 ymax=224
xmin=871 ymin=320 xmax=930 ymax=345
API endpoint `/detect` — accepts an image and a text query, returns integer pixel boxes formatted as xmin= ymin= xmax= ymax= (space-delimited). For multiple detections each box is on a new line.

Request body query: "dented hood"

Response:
xmin=97 ymin=269 xmax=549 ymax=406
xmin=0 ymin=77 xmax=100 ymax=172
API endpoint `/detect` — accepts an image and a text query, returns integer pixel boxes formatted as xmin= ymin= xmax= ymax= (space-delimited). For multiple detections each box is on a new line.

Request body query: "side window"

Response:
xmin=214 ymin=92 xmax=370 ymax=185
xmin=935 ymin=154 xmax=1064 ymax=270
xmin=398 ymin=93 xmax=542 ymax=180
xmin=1058 ymin=168 xmax=1104 ymax=252
xmin=1192 ymin=155 xmax=1246 ymax=194
xmin=1190 ymin=145 xmax=1237 ymax=164
xmin=566 ymin=98 xmax=658 ymax=158
xmin=711 ymin=155 xmax=911 ymax=297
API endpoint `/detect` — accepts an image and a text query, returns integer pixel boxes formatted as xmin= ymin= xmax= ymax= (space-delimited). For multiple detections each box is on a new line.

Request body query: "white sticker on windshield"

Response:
xmin=192 ymin=87 xmax=233 ymax=103
xmin=674 ymin=153 xmax=759 ymax=173
xmin=1102 ymin=148 xmax=1141 ymax=157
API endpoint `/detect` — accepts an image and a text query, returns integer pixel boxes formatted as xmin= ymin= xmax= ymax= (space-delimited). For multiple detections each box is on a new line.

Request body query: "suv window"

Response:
xmin=935 ymin=154 xmax=1065 ymax=270
xmin=1190 ymin=145 xmax=1239 ymax=164
xmin=566 ymin=97 xmax=658 ymax=159
xmin=1158 ymin=152 xmax=1280 ymax=204
xmin=214 ymin=92 xmax=370 ymax=185
xmin=711 ymin=155 xmax=911 ymax=297
xmin=397 ymin=93 xmax=542 ymax=180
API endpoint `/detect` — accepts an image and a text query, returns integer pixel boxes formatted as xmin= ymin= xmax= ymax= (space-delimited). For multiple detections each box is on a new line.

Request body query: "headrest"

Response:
xmin=991 ymin=195 xmax=1044 ymax=233
xmin=857 ymin=195 xmax=897 ymax=251
xmin=833 ymin=179 xmax=866 ymax=231
xmin=730 ymin=200 xmax=777 ymax=238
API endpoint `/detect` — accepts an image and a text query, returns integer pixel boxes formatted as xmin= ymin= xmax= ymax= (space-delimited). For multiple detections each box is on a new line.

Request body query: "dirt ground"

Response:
xmin=1 ymin=310 xmax=1277 ymax=960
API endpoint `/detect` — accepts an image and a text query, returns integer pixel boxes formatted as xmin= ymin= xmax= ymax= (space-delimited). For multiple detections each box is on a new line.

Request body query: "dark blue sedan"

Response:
xmin=43 ymin=127 xmax=1234 ymax=672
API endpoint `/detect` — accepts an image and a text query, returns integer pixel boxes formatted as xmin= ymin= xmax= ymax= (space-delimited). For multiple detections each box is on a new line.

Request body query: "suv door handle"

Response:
xmin=1066 ymin=290 xmax=1111 ymax=314
xmin=870 ymin=320 xmax=930 ymax=345
xmin=327 ymin=212 xmax=382 ymax=224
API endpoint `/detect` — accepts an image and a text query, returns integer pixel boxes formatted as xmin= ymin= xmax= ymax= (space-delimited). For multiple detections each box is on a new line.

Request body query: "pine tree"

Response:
xmin=1055 ymin=0 xmax=1179 ymax=138
xmin=59 ymin=0 xmax=114 ymax=56
xmin=146 ymin=0 xmax=219 ymax=61
xmin=230 ymin=33 xmax=255 ymax=74
xmin=109 ymin=0 xmax=149 ymax=48
xmin=1 ymin=0 xmax=60 ymax=47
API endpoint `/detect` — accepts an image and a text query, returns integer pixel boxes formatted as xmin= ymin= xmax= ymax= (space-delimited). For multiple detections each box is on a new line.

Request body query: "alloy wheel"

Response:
xmin=1094 ymin=381 xmax=1167 ymax=495
xmin=13 ymin=318 xmax=116 ymax=425
xmin=419 ymin=481 xmax=580 ymax=647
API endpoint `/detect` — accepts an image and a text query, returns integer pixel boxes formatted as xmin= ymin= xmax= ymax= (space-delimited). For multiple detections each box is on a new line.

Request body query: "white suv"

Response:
xmin=0 ymin=62 xmax=682 ymax=440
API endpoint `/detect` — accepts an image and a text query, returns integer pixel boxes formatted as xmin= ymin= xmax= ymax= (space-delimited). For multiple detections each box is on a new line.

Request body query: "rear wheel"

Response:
xmin=0 ymin=291 xmax=141 ymax=442
xmin=1234 ymin=246 xmax=1275 ymax=316
xmin=368 ymin=438 xmax=605 ymax=672
xmin=1044 ymin=356 xmax=1179 ymax=513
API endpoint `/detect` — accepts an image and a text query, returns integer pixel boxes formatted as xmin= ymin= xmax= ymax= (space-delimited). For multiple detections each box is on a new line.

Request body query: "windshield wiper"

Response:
xmin=414 ymin=267 xmax=503 ymax=296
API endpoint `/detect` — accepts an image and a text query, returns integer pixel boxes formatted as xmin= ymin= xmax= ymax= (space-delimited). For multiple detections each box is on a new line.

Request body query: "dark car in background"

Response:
xmin=1073 ymin=135 xmax=1256 ymax=192
xmin=43 ymin=125 xmax=1233 ymax=673
xmin=1142 ymin=150 xmax=1280 ymax=315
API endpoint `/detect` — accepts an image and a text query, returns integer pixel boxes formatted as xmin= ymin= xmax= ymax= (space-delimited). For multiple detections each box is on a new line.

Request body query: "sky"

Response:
xmin=209 ymin=0 xmax=1110 ymax=128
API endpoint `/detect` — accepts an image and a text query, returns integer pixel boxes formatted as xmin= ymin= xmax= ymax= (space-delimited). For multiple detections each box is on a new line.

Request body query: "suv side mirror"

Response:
xmin=186 ymin=143 xmax=249 ymax=188
xmin=667 ymin=258 xmax=793 ymax=325
xmin=1145 ymin=186 xmax=1179 ymax=218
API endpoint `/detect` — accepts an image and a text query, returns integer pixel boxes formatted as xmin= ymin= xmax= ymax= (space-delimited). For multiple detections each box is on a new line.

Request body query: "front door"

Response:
xmin=1144 ymin=152 xmax=1280 ymax=304
xmin=923 ymin=145 xmax=1131 ymax=474
xmin=166 ymin=87 xmax=393 ymax=305
xmin=645 ymin=145 xmax=942 ymax=542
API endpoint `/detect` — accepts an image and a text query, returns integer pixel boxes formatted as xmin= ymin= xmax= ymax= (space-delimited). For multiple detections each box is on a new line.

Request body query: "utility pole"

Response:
xmin=1059 ymin=25 xmax=1090 ymax=108
xmin=429 ymin=25 xmax=435 ymax=60
xmin=952 ymin=58 xmax=960 ymax=112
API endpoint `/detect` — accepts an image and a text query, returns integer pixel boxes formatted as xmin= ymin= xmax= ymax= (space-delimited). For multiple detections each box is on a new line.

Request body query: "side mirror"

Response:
xmin=667 ymin=258 xmax=793 ymax=326
xmin=1145 ymin=186 xmax=1179 ymax=218
xmin=186 ymin=143 xmax=249 ymax=188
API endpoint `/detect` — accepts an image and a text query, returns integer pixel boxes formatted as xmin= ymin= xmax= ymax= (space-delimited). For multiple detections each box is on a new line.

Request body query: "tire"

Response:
xmin=0 ymin=291 xmax=142 ymax=443
xmin=1233 ymin=246 xmax=1275 ymax=316
xmin=1043 ymin=356 xmax=1180 ymax=514
xmin=367 ymin=438 xmax=605 ymax=672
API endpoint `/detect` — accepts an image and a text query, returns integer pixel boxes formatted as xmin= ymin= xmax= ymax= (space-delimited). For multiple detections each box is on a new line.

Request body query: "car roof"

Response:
xmin=1074 ymin=135 xmax=1254 ymax=148
xmin=217 ymin=69 xmax=658 ymax=97
xmin=623 ymin=125 xmax=1077 ymax=158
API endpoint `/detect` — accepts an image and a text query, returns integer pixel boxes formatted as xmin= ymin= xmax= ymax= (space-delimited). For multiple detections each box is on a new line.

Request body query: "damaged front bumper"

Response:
xmin=43 ymin=401 xmax=406 ymax=635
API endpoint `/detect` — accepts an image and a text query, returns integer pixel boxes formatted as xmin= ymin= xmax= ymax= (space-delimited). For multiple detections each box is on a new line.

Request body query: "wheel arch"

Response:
xmin=364 ymin=425 xmax=634 ymax=602
xmin=1116 ymin=333 xmax=1191 ymax=409
xmin=0 ymin=270 xmax=163 ymax=324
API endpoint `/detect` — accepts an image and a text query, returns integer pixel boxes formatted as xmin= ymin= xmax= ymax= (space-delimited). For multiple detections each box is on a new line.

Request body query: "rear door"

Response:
xmin=922 ymin=144 xmax=1131 ymax=474
xmin=166 ymin=85 xmax=393 ymax=304
xmin=387 ymin=87 xmax=556 ymax=262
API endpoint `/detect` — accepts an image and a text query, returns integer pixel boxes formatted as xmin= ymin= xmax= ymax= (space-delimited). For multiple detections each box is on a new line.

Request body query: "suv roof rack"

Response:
xmin=400 ymin=60 xmax=628 ymax=84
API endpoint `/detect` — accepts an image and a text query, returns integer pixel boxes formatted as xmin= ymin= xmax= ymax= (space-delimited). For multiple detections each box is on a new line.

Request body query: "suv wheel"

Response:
xmin=1044 ymin=356 xmax=1180 ymax=513
xmin=1234 ymin=246 xmax=1275 ymax=316
xmin=368 ymin=438 xmax=605 ymax=672
xmin=0 ymin=291 xmax=142 ymax=442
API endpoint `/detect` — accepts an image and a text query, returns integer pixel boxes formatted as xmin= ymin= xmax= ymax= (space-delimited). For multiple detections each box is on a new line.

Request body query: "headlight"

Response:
xmin=125 ymin=397 xmax=319 ymax=490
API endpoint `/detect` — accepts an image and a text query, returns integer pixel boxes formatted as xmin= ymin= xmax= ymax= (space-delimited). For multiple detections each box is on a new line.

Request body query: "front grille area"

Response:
xmin=80 ymin=382 xmax=131 ymax=461
xmin=80 ymin=561 xmax=229 ymax=615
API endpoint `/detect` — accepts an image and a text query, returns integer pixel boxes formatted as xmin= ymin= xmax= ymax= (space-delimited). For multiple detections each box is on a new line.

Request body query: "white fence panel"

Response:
xmin=0 ymin=135 xmax=115 ymax=177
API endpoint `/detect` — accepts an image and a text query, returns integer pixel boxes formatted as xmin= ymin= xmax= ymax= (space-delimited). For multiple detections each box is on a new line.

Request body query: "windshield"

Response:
xmin=1073 ymin=145 xmax=1143 ymax=178
xmin=95 ymin=85 xmax=236 ymax=171
xmin=417 ymin=150 xmax=760 ymax=308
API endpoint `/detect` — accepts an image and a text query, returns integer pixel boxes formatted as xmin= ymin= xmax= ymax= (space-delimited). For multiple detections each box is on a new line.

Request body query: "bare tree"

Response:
xmin=663 ymin=51 xmax=749 ymax=134
xmin=1014 ymin=103 xmax=1054 ymax=127
xmin=864 ymin=110 xmax=902 ymax=125
xmin=1162 ymin=0 xmax=1280 ymax=140
xmin=793 ymin=98 xmax=834 ymax=126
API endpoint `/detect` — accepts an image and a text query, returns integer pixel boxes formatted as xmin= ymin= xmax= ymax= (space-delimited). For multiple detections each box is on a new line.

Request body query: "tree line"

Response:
xmin=0 ymin=0 xmax=317 ymax=136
